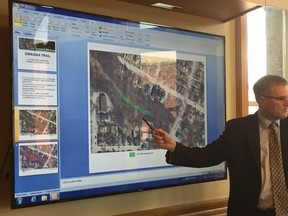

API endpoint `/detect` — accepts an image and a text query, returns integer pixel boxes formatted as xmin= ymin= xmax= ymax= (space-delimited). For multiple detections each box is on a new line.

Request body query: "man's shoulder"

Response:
xmin=280 ymin=117 xmax=288 ymax=126
xmin=281 ymin=117 xmax=288 ymax=122
xmin=227 ymin=113 xmax=257 ymax=123
xmin=226 ymin=113 xmax=257 ymax=128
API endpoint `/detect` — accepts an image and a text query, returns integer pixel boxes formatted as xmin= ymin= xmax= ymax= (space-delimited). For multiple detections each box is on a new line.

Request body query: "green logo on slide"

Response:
xmin=129 ymin=152 xmax=136 ymax=157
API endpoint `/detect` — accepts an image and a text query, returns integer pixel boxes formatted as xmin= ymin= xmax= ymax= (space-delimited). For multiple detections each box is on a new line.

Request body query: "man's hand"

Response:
xmin=152 ymin=128 xmax=176 ymax=152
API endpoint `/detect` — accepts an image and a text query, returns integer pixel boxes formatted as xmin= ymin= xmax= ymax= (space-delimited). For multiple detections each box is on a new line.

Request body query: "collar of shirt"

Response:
xmin=257 ymin=112 xmax=280 ymax=129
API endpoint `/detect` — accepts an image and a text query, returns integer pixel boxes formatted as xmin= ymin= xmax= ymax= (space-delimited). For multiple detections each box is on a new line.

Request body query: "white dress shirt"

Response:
xmin=257 ymin=113 xmax=279 ymax=209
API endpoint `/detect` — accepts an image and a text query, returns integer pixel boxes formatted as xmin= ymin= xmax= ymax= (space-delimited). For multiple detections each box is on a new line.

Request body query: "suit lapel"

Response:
xmin=246 ymin=113 xmax=261 ymax=175
xmin=280 ymin=118 xmax=288 ymax=186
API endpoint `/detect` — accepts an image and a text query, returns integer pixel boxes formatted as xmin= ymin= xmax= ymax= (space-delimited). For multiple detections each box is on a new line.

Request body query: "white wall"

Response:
xmin=0 ymin=0 xmax=234 ymax=215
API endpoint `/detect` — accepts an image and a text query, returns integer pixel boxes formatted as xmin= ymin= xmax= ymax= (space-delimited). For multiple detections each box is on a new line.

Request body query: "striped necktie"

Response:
xmin=269 ymin=122 xmax=288 ymax=215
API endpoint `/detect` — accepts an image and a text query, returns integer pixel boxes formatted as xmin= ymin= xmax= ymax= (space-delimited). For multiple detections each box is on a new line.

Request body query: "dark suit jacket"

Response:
xmin=167 ymin=113 xmax=288 ymax=216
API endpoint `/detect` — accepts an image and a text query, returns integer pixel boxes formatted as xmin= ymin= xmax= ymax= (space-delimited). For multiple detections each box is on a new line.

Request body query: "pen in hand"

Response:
xmin=142 ymin=117 xmax=154 ymax=131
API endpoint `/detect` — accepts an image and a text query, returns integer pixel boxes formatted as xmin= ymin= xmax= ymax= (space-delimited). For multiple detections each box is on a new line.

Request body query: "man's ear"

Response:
xmin=257 ymin=96 xmax=264 ymax=106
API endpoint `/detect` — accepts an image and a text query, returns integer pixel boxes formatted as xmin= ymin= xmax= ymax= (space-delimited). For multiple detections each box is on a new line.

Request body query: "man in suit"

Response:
xmin=152 ymin=75 xmax=288 ymax=216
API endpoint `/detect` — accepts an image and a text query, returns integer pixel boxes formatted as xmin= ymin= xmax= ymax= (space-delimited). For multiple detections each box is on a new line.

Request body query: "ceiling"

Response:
xmin=0 ymin=0 xmax=265 ymax=22
xmin=118 ymin=0 xmax=265 ymax=22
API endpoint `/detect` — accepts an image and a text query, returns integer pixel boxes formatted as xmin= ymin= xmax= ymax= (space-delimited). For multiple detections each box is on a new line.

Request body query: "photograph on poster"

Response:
xmin=19 ymin=141 xmax=58 ymax=176
xmin=15 ymin=107 xmax=58 ymax=141
xmin=18 ymin=37 xmax=57 ymax=71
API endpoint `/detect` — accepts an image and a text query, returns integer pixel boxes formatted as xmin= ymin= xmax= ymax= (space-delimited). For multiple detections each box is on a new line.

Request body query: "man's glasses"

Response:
xmin=262 ymin=95 xmax=288 ymax=101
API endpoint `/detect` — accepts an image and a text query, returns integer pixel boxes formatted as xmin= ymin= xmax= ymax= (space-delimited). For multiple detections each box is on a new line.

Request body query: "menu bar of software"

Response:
xmin=14 ymin=9 xmax=151 ymax=47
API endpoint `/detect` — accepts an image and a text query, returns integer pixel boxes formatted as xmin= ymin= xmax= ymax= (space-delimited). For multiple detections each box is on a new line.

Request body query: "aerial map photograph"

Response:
xmin=19 ymin=109 xmax=57 ymax=138
xmin=89 ymin=49 xmax=206 ymax=154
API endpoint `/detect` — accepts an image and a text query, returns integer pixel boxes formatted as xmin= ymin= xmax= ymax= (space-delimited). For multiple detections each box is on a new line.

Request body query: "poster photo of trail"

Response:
xmin=89 ymin=44 xmax=206 ymax=154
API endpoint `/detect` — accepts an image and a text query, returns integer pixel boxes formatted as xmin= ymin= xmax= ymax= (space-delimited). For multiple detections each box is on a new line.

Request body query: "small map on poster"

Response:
xmin=19 ymin=142 xmax=58 ymax=176
xmin=15 ymin=107 xmax=58 ymax=141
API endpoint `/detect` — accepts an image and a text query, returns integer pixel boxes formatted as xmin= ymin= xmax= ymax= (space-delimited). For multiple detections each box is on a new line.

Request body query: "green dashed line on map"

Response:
xmin=115 ymin=87 xmax=150 ymax=116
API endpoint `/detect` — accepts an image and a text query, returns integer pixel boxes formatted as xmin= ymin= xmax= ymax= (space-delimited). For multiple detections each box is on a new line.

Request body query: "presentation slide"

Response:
xmin=88 ymin=43 xmax=207 ymax=173
xmin=18 ymin=37 xmax=57 ymax=71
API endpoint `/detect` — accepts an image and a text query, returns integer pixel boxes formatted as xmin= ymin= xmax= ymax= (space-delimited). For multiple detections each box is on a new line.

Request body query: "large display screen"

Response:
xmin=11 ymin=1 xmax=227 ymax=208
